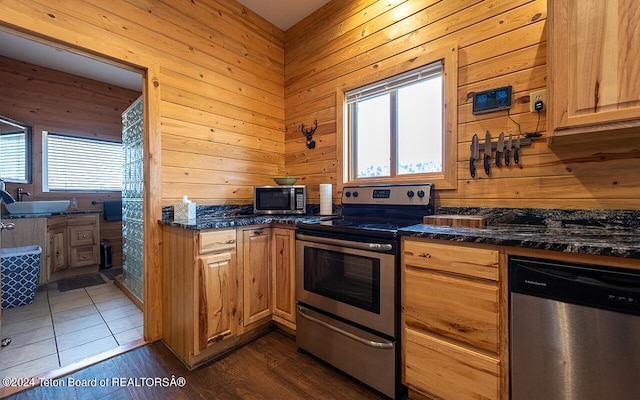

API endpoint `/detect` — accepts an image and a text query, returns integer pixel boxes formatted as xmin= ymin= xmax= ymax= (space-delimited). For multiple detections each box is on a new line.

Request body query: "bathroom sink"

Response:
xmin=5 ymin=200 xmax=70 ymax=215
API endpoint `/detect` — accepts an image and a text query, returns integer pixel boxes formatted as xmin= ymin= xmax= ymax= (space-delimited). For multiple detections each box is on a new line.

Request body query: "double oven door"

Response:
xmin=295 ymin=232 xmax=397 ymax=338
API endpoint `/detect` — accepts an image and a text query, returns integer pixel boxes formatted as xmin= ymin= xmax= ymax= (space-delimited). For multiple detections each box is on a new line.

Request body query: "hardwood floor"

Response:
xmin=5 ymin=330 xmax=388 ymax=399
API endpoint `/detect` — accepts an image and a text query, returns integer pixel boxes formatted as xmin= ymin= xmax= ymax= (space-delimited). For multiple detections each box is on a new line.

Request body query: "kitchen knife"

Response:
xmin=514 ymin=134 xmax=521 ymax=164
xmin=484 ymin=130 xmax=491 ymax=175
xmin=470 ymin=134 xmax=479 ymax=178
xmin=496 ymin=132 xmax=504 ymax=167
xmin=504 ymin=133 xmax=512 ymax=166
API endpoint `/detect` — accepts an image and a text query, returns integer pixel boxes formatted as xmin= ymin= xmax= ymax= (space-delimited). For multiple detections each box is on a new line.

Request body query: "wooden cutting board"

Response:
xmin=423 ymin=215 xmax=488 ymax=228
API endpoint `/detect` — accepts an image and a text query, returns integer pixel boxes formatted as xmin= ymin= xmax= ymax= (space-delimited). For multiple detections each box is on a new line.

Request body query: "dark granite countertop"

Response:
xmin=399 ymin=224 xmax=640 ymax=259
xmin=3 ymin=210 xmax=101 ymax=219
xmin=399 ymin=207 xmax=640 ymax=260
xmin=160 ymin=203 xmax=339 ymax=230
xmin=160 ymin=204 xmax=640 ymax=259
xmin=161 ymin=213 xmax=337 ymax=230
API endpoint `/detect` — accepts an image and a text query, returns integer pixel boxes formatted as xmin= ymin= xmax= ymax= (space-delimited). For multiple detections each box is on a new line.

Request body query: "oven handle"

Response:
xmin=296 ymin=233 xmax=393 ymax=252
xmin=297 ymin=305 xmax=394 ymax=349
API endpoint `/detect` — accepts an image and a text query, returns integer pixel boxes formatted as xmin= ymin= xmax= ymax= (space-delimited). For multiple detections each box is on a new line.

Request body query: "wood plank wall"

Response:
xmin=284 ymin=0 xmax=640 ymax=210
xmin=0 ymin=0 xmax=286 ymax=206
xmin=3 ymin=0 xmax=639 ymax=210
xmin=0 ymin=55 xmax=140 ymax=266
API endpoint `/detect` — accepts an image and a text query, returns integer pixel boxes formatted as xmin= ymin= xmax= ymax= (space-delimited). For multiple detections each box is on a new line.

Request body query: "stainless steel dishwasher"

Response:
xmin=509 ymin=256 xmax=640 ymax=400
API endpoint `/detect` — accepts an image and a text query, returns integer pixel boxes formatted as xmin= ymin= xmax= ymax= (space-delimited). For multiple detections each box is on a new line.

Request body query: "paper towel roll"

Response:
xmin=319 ymin=184 xmax=332 ymax=215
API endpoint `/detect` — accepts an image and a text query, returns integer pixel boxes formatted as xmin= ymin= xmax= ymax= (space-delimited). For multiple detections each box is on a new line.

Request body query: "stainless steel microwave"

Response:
xmin=254 ymin=185 xmax=306 ymax=214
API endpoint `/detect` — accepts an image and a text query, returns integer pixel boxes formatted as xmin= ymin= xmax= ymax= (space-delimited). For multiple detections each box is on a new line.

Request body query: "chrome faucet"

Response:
xmin=17 ymin=187 xmax=31 ymax=202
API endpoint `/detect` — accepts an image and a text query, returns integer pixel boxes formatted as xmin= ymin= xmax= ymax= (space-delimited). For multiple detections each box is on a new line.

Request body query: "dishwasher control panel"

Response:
xmin=509 ymin=255 xmax=640 ymax=316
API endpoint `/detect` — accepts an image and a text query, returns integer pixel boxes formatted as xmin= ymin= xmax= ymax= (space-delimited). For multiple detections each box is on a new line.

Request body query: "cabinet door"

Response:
xmin=242 ymin=228 xmax=272 ymax=327
xmin=198 ymin=252 xmax=237 ymax=351
xmin=271 ymin=228 xmax=295 ymax=325
xmin=549 ymin=0 xmax=640 ymax=138
xmin=49 ymin=227 xmax=66 ymax=272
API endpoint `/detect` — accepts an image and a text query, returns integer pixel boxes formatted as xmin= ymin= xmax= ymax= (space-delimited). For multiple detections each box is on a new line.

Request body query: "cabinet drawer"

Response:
xmin=199 ymin=230 xmax=236 ymax=254
xmin=68 ymin=225 xmax=98 ymax=246
xmin=404 ymin=267 xmax=499 ymax=353
xmin=403 ymin=240 xmax=499 ymax=281
xmin=65 ymin=214 xmax=99 ymax=225
xmin=69 ymin=245 xmax=99 ymax=267
xmin=404 ymin=329 xmax=499 ymax=400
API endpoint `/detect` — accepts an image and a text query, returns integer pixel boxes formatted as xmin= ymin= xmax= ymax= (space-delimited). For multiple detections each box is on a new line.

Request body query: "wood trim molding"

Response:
xmin=143 ymin=64 xmax=163 ymax=342
xmin=336 ymin=45 xmax=459 ymax=190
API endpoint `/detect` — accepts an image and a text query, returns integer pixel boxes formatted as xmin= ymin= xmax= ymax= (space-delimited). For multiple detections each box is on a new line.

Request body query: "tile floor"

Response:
xmin=0 ymin=275 xmax=143 ymax=383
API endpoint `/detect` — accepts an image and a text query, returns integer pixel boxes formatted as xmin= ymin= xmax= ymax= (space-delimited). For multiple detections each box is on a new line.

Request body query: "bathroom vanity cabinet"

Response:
xmin=47 ymin=214 xmax=100 ymax=275
xmin=0 ymin=213 xmax=101 ymax=283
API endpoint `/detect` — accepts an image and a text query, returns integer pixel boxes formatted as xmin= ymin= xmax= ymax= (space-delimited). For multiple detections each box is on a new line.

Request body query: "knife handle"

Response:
xmin=504 ymin=149 xmax=511 ymax=166
xmin=484 ymin=154 xmax=490 ymax=175
xmin=470 ymin=157 xmax=476 ymax=178
xmin=496 ymin=151 xmax=502 ymax=167
xmin=514 ymin=148 xmax=520 ymax=165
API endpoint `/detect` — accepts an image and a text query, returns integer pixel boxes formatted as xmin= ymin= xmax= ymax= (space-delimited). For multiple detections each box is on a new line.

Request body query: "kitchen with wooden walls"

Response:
xmin=1 ymin=0 xmax=640 ymax=372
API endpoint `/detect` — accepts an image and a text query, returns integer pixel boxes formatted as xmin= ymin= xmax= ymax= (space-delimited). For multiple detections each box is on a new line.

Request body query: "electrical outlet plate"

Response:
xmin=529 ymin=89 xmax=546 ymax=112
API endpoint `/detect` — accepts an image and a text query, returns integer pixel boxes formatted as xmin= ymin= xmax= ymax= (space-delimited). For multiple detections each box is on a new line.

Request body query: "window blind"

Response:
xmin=44 ymin=132 xmax=122 ymax=191
xmin=345 ymin=60 xmax=443 ymax=104
xmin=0 ymin=132 xmax=26 ymax=181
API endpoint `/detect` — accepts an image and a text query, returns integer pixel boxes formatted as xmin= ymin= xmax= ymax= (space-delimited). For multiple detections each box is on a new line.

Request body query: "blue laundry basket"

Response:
xmin=1 ymin=245 xmax=42 ymax=309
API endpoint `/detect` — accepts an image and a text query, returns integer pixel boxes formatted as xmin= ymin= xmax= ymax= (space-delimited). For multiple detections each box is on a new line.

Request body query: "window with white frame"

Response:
xmin=0 ymin=130 xmax=28 ymax=183
xmin=343 ymin=50 xmax=457 ymax=189
xmin=43 ymin=131 xmax=122 ymax=191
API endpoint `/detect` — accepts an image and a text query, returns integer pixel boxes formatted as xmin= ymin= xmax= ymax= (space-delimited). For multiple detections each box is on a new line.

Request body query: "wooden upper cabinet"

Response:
xmin=548 ymin=0 xmax=640 ymax=141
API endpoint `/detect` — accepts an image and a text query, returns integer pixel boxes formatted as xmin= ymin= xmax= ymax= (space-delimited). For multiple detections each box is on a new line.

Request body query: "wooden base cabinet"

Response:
xmin=402 ymin=238 xmax=503 ymax=399
xmin=240 ymin=227 xmax=272 ymax=330
xmin=47 ymin=214 xmax=100 ymax=275
xmin=0 ymin=217 xmax=48 ymax=283
xmin=237 ymin=225 xmax=297 ymax=332
xmin=162 ymin=226 xmax=241 ymax=367
xmin=198 ymin=250 xmax=237 ymax=351
xmin=162 ymin=224 xmax=297 ymax=367
xmin=0 ymin=214 xmax=100 ymax=283
xmin=271 ymin=227 xmax=296 ymax=329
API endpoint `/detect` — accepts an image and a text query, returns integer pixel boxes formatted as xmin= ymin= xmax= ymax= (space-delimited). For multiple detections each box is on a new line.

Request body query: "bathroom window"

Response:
xmin=43 ymin=132 xmax=122 ymax=191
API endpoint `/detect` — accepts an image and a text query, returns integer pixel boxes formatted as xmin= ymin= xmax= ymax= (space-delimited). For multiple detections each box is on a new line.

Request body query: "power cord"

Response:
xmin=507 ymin=102 xmax=543 ymax=139
xmin=507 ymin=108 xmax=521 ymax=135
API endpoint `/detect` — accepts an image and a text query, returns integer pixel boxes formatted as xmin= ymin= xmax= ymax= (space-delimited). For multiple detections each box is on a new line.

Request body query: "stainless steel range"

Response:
xmin=295 ymin=183 xmax=434 ymax=399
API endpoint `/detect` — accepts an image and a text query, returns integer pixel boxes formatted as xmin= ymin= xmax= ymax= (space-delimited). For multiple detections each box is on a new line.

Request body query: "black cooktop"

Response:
xmin=299 ymin=183 xmax=435 ymax=240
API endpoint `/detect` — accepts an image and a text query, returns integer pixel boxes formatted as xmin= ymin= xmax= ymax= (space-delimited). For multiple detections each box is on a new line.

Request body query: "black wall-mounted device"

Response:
xmin=472 ymin=86 xmax=512 ymax=114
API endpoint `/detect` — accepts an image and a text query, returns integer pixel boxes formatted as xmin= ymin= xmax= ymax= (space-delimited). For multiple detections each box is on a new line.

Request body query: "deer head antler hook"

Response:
xmin=301 ymin=119 xmax=317 ymax=149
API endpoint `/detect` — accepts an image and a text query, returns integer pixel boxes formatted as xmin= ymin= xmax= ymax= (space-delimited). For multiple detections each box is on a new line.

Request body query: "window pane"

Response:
xmin=397 ymin=76 xmax=442 ymax=174
xmin=0 ymin=132 xmax=26 ymax=181
xmin=45 ymin=132 xmax=122 ymax=191
xmin=356 ymin=94 xmax=390 ymax=178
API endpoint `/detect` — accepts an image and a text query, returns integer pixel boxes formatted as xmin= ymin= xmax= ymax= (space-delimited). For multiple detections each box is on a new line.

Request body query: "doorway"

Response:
xmin=0 ymin=26 xmax=148 ymax=390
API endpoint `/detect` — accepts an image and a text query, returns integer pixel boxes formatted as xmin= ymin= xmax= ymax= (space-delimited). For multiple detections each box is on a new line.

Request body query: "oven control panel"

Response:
xmin=342 ymin=184 xmax=433 ymax=206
